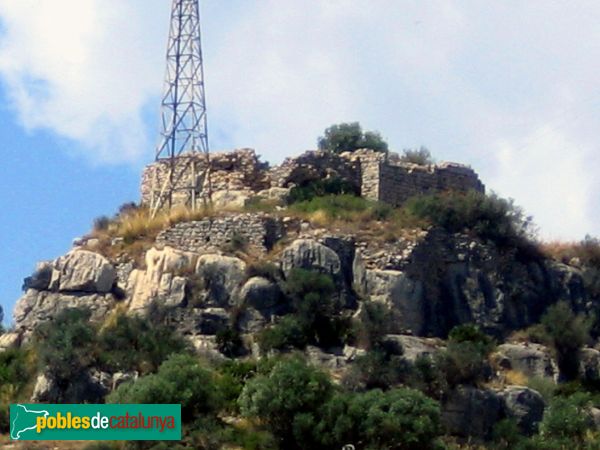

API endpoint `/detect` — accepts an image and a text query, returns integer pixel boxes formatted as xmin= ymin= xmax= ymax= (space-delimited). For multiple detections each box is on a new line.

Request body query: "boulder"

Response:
xmin=305 ymin=346 xmax=348 ymax=370
xmin=255 ymin=187 xmax=290 ymax=204
xmin=442 ymin=386 xmax=503 ymax=439
xmin=382 ymin=335 xmax=441 ymax=362
xmin=239 ymin=277 xmax=282 ymax=311
xmin=496 ymin=343 xmax=558 ymax=381
xmin=32 ymin=370 xmax=110 ymax=403
xmin=195 ymin=308 xmax=229 ymax=335
xmin=128 ymin=247 xmax=195 ymax=312
xmin=211 ymin=190 xmax=251 ymax=209
xmin=0 ymin=333 xmax=21 ymax=352
xmin=498 ymin=386 xmax=545 ymax=435
xmin=22 ymin=261 xmax=54 ymax=291
xmin=280 ymin=239 xmax=341 ymax=277
xmin=14 ymin=290 xmax=115 ymax=336
xmin=195 ymin=255 xmax=247 ymax=307
xmin=112 ymin=371 xmax=138 ymax=391
xmin=579 ymin=348 xmax=600 ymax=383
xmin=237 ymin=308 xmax=267 ymax=334
xmin=51 ymin=250 xmax=117 ymax=293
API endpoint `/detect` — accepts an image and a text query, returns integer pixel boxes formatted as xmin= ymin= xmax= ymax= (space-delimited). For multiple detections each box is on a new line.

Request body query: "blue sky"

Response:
xmin=1 ymin=0 xmax=600 ymax=324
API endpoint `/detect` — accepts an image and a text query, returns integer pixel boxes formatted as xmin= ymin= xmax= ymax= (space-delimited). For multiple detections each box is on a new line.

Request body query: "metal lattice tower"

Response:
xmin=152 ymin=0 xmax=210 ymax=213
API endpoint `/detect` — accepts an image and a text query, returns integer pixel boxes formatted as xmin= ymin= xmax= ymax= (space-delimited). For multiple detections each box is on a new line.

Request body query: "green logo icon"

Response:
xmin=10 ymin=404 xmax=181 ymax=441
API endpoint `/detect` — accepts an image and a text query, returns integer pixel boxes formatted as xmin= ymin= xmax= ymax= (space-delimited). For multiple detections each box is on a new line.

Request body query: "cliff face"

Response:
xmin=10 ymin=215 xmax=589 ymax=345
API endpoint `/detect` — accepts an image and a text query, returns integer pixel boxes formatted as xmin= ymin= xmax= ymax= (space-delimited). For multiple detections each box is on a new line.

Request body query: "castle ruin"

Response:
xmin=140 ymin=149 xmax=485 ymax=210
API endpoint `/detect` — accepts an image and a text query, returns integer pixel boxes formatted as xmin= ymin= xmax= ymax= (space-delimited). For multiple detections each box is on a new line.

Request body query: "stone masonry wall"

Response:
xmin=141 ymin=149 xmax=270 ymax=208
xmin=141 ymin=148 xmax=484 ymax=210
xmin=156 ymin=214 xmax=285 ymax=255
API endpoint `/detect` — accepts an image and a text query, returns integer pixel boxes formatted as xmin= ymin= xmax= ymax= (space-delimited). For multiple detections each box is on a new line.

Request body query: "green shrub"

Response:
xmin=344 ymin=349 xmax=412 ymax=391
xmin=216 ymin=360 xmax=258 ymax=413
xmin=541 ymin=302 xmax=591 ymax=381
xmin=492 ymin=418 xmax=525 ymax=449
xmin=257 ymin=315 xmax=308 ymax=352
xmin=287 ymin=177 xmax=359 ymax=204
xmin=405 ymin=191 xmax=536 ymax=252
xmin=239 ymin=357 xmax=333 ymax=447
xmin=0 ymin=348 xmax=32 ymax=388
xmin=448 ymin=323 xmax=495 ymax=354
xmin=435 ymin=340 xmax=489 ymax=387
xmin=108 ymin=354 xmax=222 ymax=423
xmin=215 ymin=327 xmax=244 ymax=358
xmin=284 ymin=269 xmax=347 ymax=347
xmin=318 ymin=122 xmax=388 ymax=154
xmin=316 ymin=388 xmax=442 ymax=450
xmin=93 ymin=215 xmax=111 ymax=232
xmin=222 ymin=232 xmax=248 ymax=254
xmin=353 ymin=302 xmax=392 ymax=349
xmin=98 ymin=314 xmax=188 ymax=375
xmin=539 ymin=393 xmax=594 ymax=443
xmin=400 ymin=147 xmax=434 ymax=165
xmin=35 ymin=308 xmax=97 ymax=385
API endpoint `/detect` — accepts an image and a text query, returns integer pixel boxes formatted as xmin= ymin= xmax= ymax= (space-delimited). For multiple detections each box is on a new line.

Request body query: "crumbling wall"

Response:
xmin=156 ymin=213 xmax=285 ymax=255
xmin=268 ymin=150 xmax=361 ymax=190
xmin=141 ymin=148 xmax=484 ymax=211
xmin=141 ymin=149 xmax=270 ymax=208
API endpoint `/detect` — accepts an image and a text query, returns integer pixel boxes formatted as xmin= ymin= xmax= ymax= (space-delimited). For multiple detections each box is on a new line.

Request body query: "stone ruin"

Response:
xmin=140 ymin=148 xmax=485 ymax=210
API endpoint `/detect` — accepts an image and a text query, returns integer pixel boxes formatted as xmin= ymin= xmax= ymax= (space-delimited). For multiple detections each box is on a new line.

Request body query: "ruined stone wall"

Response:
xmin=141 ymin=148 xmax=484 ymax=211
xmin=156 ymin=213 xmax=285 ymax=255
xmin=268 ymin=150 xmax=361 ymax=190
xmin=350 ymin=150 xmax=485 ymax=206
xmin=141 ymin=149 xmax=270 ymax=208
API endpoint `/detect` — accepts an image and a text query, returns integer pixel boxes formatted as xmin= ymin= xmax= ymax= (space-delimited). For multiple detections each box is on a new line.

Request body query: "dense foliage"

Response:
xmin=318 ymin=122 xmax=388 ymax=154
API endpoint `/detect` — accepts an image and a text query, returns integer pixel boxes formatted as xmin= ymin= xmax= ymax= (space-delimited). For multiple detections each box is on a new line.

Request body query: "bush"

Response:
xmin=215 ymin=327 xmax=244 ymax=357
xmin=448 ymin=323 xmax=495 ymax=354
xmin=98 ymin=314 xmax=188 ymax=375
xmin=35 ymin=308 xmax=97 ymax=385
xmin=284 ymin=269 xmax=347 ymax=347
xmin=539 ymin=393 xmax=594 ymax=443
xmin=317 ymin=122 xmax=388 ymax=154
xmin=541 ymin=302 xmax=591 ymax=381
xmin=405 ymin=191 xmax=536 ymax=252
xmin=287 ymin=177 xmax=359 ymax=204
xmin=93 ymin=215 xmax=111 ymax=232
xmin=353 ymin=302 xmax=392 ymax=349
xmin=316 ymin=388 xmax=442 ymax=450
xmin=435 ymin=341 xmax=489 ymax=387
xmin=108 ymin=354 xmax=222 ymax=423
xmin=257 ymin=315 xmax=308 ymax=353
xmin=239 ymin=357 xmax=333 ymax=447
xmin=344 ymin=349 xmax=412 ymax=391
xmin=400 ymin=147 xmax=434 ymax=165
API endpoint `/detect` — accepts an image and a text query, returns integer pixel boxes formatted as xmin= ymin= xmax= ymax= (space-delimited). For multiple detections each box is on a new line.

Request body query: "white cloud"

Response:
xmin=0 ymin=0 xmax=600 ymax=239
xmin=0 ymin=0 xmax=169 ymax=163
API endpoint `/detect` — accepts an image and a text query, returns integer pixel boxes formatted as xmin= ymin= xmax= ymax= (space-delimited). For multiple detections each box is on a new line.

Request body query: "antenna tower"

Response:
xmin=151 ymin=0 xmax=210 ymax=214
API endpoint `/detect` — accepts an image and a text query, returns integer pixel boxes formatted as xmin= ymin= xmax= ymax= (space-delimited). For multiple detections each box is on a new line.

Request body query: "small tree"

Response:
xmin=239 ymin=357 xmax=333 ymax=447
xmin=400 ymin=147 xmax=434 ymax=165
xmin=318 ymin=122 xmax=388 ymax=154
xmin=541 ymin=302 xmax=591 ymax=381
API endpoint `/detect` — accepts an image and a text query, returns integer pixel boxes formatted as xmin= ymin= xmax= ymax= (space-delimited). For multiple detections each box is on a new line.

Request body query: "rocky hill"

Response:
xmin=3 ymin=149 xmax=600 ymax=449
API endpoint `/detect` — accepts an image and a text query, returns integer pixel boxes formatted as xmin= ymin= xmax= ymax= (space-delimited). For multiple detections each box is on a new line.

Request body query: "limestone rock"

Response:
xmin=128 ymin=247 xmax=195 ymax=312
xmin=239 ymin=277 xmax=282 ymax=311
xmin=0 ymin=333 xmax=21 ymax=352
xmin=498 ymin=386 xmax=545 ymax=435
xmin=14 ymin=290 xmax=115 ymax=335
xmin=22 ymin=261 xmax=54 ymax=291
xmin=52 ymin=250 xmax=117 ymax=293
xmin=280 ymin=239 xmax=341 ymax=277
xmin=382 ymin=335 xmax=441 ymax=362
xmin=195 ymin=254 xmax=247 ymax=307
xmin=496 ymin=343 xmax=558 ymax=381
xmin=255 ymin=187 xmax=290 ymax=204
xmin=238 ymin=308 xmax=267 ymax=334
xmin=579 ymin=348 xmax=600 ymax=383
xmin=305 ymin=346 xmax=347 ymax=370
xmin=211 ymin=190 xmax=251 ymax=209
xmin=32 ymin=370 xmax=110 ymax=403
xmin=442 ymin=386 xmax=503 ymax=439
xmin=195 ymin=308 xmax=229 ymax=335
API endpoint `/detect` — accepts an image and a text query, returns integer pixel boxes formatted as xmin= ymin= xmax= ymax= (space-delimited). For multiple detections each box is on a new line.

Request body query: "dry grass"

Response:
xmin=540 ymin=237 xmax=600 ymax=266
xmin=504 ymin=369 xmax=528 ymax=386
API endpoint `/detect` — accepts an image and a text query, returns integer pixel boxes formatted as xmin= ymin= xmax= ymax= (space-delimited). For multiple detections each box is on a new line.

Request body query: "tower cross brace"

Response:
xmin=152 ymin=0 xmax=210 ymax=214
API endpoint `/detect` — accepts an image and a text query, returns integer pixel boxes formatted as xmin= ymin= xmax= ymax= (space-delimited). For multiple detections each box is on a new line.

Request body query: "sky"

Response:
xmin=1 ymin=0 xmax=600 ymax=324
